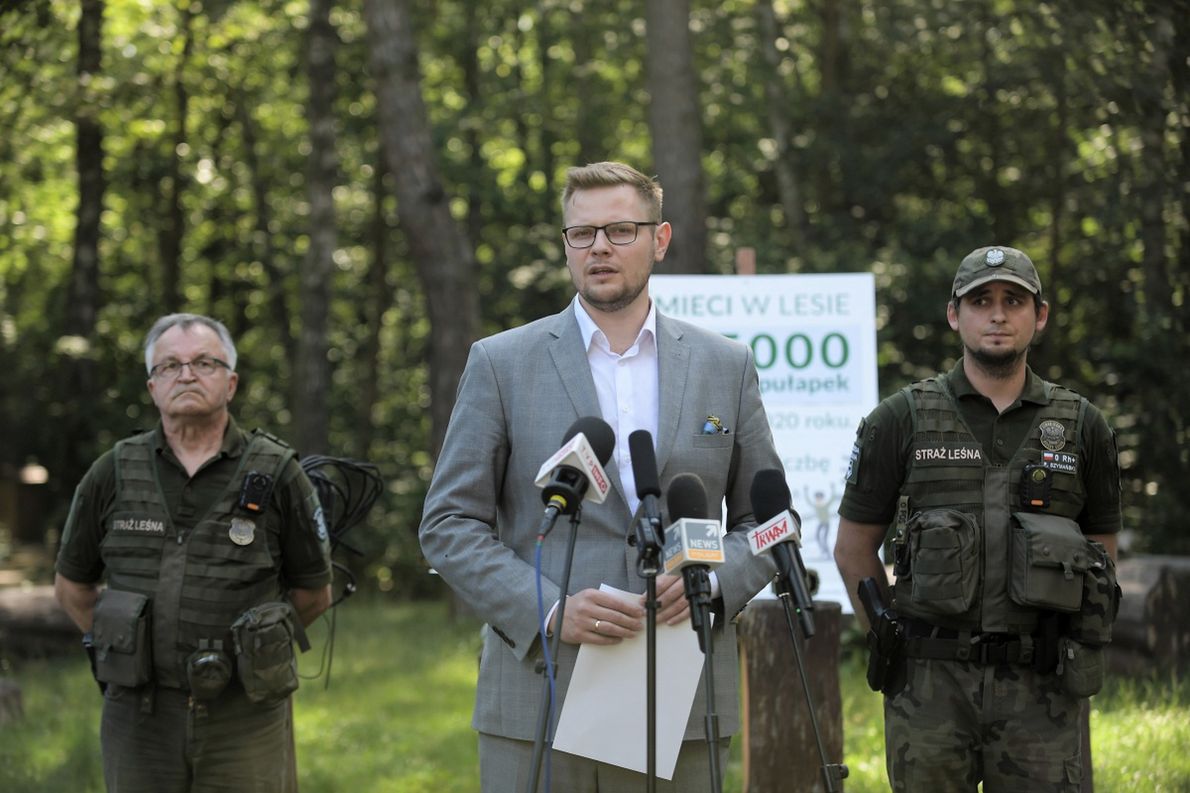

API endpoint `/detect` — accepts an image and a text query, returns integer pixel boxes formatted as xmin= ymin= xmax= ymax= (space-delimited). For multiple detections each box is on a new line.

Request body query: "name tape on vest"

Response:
xmin=913 ymin=443 xmax=984 ymax=465
xmin=111 ymin=517 xmax=166 ymax=535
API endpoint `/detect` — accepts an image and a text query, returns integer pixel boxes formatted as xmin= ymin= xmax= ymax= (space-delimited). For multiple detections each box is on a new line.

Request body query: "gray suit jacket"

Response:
xmin=419 ymin=303 xmax=783 ymax=741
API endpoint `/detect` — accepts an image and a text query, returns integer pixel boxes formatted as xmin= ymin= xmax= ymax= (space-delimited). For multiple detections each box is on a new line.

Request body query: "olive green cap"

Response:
xmin=952 ymin=246 xmax=1041 ymax=298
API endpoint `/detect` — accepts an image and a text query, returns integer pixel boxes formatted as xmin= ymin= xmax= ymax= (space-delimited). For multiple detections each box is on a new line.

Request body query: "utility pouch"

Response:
xmin=1066 ymin=541 xmax=1121 ymax=646
xmin=231 ymin=601 xmax=308 ymax=706
xmin=1055 ymin=637 xmax=1104 ymax=698
xmin=91 ymin=589 xmax=152 ymax=688
xmin=1010 ymin=512 xmax=1089 ymax=612
xmin=901 ymin=509 xmax=980 ymax=618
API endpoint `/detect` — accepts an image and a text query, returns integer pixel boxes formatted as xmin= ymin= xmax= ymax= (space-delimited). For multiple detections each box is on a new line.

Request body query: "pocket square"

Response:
xmin=701 ymin=415 xmax=730 ymax=435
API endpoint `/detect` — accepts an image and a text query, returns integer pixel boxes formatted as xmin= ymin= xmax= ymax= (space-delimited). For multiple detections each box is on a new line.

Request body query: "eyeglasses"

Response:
xmin=561 ymin=221 xmax=658 ymax=249
xmin=150 ymin=356 xmax=231 ymax=379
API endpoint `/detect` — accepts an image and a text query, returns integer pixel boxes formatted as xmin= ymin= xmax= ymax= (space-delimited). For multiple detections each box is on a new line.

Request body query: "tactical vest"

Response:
xmin=892 ymin=375 xmax=1087 ymax=634
xmin=102 ymin=429 xmax=295 ymax=688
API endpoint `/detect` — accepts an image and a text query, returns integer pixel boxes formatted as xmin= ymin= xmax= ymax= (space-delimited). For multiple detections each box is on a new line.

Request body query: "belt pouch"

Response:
xmin=92 ymin=589 xmax=153 ymax=688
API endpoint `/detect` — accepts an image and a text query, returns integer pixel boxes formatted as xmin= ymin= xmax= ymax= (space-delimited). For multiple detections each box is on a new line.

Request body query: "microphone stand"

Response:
xmin=773 ymin=575 xmax=848 ymax=792
xmin=630 ymin=512 xmax=663 ymax=793
xmin=684 ymin=567 xmax=722 ymax=793
xmin=526 ymin=508 xmax=582 ymax=793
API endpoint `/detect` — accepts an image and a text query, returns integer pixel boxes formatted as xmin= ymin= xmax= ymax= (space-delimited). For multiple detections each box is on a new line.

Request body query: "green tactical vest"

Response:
xmin=892 ymin=375 xmax=1087 ymax=634
xmin=102 ymin=429 xmax=295 ymax=688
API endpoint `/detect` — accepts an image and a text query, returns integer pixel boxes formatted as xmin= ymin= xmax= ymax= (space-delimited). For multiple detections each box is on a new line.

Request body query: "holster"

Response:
xmin=858 ymin=577 xmax=906 ymax=695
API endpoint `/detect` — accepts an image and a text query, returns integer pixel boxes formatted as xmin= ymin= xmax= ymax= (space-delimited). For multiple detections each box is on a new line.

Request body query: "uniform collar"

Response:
xmin=945 ymin=358 xmax=1049 ymax=405
xmin=152 ymin=415 xmax=244 ymax=459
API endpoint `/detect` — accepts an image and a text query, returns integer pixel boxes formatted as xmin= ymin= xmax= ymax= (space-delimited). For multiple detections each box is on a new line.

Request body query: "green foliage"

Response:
xmin=2 ymin=601 xmax=1188 ymax=791
xmin=0 ymin=0 xmax=1186 ymax=582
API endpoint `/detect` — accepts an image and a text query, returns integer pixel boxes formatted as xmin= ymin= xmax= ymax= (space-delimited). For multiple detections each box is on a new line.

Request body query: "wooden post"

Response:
xmin=738 ymin=599 xmax=843 ymax=792
xmin=735 ymin=247 xmax=757 ymax=275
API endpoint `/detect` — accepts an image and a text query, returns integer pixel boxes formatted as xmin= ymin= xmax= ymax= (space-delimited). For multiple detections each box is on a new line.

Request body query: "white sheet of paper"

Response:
xmin=551 ymin=584 xmax=707 ymax=779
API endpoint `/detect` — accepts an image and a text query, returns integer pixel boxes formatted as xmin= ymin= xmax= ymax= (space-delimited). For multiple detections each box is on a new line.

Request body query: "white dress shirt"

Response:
xmin=572 ymin=296 xmax=659 ymax=517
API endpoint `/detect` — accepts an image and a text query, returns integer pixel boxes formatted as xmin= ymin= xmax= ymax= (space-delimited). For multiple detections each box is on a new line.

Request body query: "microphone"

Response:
xmin=533 ymin=417 xmax=615 ymax=516
xmin=628 ymin=430 xmax=664 ymax=554
xmin=749 ymin=468 xmax=816 ymax=638
xmin=662 ymin=473 xmax=722 ymax=652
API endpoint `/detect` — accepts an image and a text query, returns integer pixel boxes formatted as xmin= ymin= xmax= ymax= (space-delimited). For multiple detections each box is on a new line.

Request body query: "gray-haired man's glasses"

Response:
xmin=149 ymin=357 xmax=230 ymax=380
xmin=561 ymin=221 xmax=658 ymax=249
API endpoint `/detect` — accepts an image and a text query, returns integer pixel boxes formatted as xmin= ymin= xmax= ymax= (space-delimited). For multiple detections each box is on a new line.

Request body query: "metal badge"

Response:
xmin=228 ymin=517 xmax=256 ymax=546
xmin=1038 ymin=419 xmax=1066 ymax=451
xmin=986 ymin=248 xmax=1005 ymax=266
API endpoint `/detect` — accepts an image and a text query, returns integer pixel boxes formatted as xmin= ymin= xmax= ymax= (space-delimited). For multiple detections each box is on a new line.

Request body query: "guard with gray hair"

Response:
xmin=55 ymin=312 xmax=332 ymax=793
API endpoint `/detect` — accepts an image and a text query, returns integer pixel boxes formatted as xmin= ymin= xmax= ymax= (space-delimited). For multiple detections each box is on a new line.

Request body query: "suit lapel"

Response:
xmin=546 ymin=304 xmax=630 ymax=511
xmin=655 ymin=314 xmax=690 ymax=477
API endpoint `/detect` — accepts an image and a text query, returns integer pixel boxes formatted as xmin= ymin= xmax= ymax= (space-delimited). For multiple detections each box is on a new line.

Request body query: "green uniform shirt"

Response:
xmin=839 ymin=360 xmax=1121 ymax=535
xmin=56 ymin=417 xmax=332 ymax=590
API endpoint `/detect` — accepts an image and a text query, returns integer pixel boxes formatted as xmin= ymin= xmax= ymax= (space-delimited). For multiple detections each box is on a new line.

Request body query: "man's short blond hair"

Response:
xmin=561 ymin=162 xmax=663 ymax=222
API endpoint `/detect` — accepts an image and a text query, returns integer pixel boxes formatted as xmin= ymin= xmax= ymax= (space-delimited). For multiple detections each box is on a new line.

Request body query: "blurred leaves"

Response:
xmin=0 ymin=0 xmax=1185 ymax=587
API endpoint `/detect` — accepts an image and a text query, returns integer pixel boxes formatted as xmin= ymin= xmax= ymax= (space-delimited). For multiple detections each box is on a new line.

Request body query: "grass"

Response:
xmin=2 ymin=599 xmax=1187 ymax=792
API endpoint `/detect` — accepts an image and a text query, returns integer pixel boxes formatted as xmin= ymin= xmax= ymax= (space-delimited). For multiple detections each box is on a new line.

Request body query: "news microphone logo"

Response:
xmin=747 ymin=511 xmax=802 ymax=557
xmin=534 ymin=431 xmax=612 ymax=505
xmin=663 ymin=518 xmax=725 ymax=575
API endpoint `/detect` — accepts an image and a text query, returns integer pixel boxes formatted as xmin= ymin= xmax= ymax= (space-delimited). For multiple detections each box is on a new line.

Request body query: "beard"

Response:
xmin=966 ymin=342 xmax=1028 ymax=379
xmin=581 ymin=278 xmax=648 ymax=313
xmin=576 ymin=242 xmax=655 ymax=314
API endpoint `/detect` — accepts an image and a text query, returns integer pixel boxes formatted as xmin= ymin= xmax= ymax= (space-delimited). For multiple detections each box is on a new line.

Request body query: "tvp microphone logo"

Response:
xmin=533 ymin=432 xmax=612 ymax=504
xmin=747 ymin=511 xmax=802 ymax=557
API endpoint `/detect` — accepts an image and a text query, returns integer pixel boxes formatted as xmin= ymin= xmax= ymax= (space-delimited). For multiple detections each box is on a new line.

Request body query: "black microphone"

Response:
xmin=629 ymin=429 xmax=664 ymax=548
xmin=749 ymin=468 xmax=816 ymax=638
xmin=663 ymin=473 xmax=722 ymax=652
xmin=535 ymin=417 xmax=615 ymax=517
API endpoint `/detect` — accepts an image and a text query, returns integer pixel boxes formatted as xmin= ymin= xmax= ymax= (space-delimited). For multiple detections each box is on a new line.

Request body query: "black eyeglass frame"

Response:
xmin=149 ymin=356 xmax=232 ymax=379
xmin=560 ymin=221 xmax=659 ymax=249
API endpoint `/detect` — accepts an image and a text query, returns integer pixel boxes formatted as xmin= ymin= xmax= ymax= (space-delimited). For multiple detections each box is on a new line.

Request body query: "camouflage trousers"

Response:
xmin=884 ymin=657 xmax=1082 ymax=792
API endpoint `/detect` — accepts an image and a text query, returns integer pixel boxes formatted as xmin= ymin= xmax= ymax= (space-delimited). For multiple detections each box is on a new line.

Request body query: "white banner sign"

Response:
xmin=650 ymin=273 xmax=878 ymax=611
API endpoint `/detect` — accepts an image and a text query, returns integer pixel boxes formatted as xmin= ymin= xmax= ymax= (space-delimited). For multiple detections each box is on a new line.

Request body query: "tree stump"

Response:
xmin=1107 ymin=554 xmax=1190 ymax=676
xmin=738 ymin=599 xmax=843 ymax=793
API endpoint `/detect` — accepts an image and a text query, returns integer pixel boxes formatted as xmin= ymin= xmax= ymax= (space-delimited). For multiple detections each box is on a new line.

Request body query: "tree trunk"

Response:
xmin=160 ymin=2 xmax=193 ymax=312
xmin=61 ymin=0 xmax=106 ymax=492
xmin=755 ymin=0 xmax=807 ymax=253
xmin=645 ymin=0 xmax=708 ymax=274
xmin=364 ymin=0 xmax=479 ymax=459
xmin=293 ymin=0 xmax=339 ymax=456
xmin=570 ymin=13 xmax=601 ymax=166
xmin=235 ymin=96 xmax=296 ymax=366
xmin=355 ymin=159 xmax=394 ymax=459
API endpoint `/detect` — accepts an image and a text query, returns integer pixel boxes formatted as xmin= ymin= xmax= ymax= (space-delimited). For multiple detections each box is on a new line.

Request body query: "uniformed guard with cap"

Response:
xmin=54 ymin=313 xmax=333 ymax=793
xmin=834 ymin=246 xmax=1122 ymax=792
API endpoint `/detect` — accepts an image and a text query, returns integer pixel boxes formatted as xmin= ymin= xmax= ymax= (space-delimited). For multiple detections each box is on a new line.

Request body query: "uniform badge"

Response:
xmin=986 ymin=248 xmax=1005 ymax=266
xmin=313 ymin=505 xmax=329 ymax=542
xmin=1038 ymin=420 xmax=1066 ymax=452
xmin=228 ymin=517 xmax=256 ymax=546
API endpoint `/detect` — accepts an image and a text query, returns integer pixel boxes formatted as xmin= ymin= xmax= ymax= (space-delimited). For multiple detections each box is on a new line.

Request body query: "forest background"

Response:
xmin=1 ymin=0 xmax=1186 ymax=598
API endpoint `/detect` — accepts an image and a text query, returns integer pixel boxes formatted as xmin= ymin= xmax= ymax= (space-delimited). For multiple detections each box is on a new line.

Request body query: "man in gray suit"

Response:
xmin=420 ymin=161 xmax=784 ymax=792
